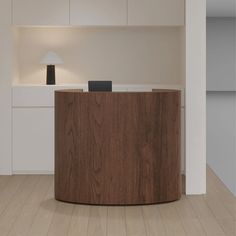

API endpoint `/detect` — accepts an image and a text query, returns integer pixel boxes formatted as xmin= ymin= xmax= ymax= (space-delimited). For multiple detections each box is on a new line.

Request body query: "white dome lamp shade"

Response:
xmin=40 ymin=51 xmax=63 ymax=85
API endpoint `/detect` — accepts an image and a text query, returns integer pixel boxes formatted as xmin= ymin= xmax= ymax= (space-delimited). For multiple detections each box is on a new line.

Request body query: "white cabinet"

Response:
xmin=12 ymin=0 xmax=185 ymax=26
xmin=12 ymin=85 xmax=84 ymax=173
xmin=12 ymin=86 xmax=55 ymax=107
xmin=13 ymin=108 xmax=54 ymax=173
xmin=128 ymin=0 xmax=185 ymax=26
xmin=70 ymin=0 xmax=127 ymax=26
xmin=12 ymin=0 xmax=69 ymax=25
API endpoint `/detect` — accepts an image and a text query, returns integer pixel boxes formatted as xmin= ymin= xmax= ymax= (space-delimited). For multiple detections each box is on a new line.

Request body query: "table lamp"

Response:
xmin=40 ymin=51 xmax=63 ymax=85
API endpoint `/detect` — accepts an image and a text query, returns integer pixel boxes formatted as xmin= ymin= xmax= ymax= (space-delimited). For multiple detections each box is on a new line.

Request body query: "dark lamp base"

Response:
xmin=46 ymin=65 xmax=55 ymax=85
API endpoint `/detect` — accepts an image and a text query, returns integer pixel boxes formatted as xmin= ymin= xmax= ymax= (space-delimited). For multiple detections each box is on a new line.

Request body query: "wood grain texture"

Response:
xmin=55 ymin=91 xmax=181 ymax=205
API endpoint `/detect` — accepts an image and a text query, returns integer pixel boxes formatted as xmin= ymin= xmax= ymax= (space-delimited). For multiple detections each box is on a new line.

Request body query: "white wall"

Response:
xmin=207 ymin=18 xmax=236 ymax=91
xmin=185 ymin=0 xmax=206 ymax=194
xmin=207 ymin=92 xmax=236 ymax=196
xmin=0 ymin=0 xmax=13 ymax=174
xmin=16 ymin=27 xmax=184 ymax=85
xmin=206 ymin=17 xmax=236 ymax=196
xmin=207 ymin=0 xmax=236 ymax=17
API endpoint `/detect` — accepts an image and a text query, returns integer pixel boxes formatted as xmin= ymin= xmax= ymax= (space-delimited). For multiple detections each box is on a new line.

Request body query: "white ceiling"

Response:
xmin=207 ymin=0 xmax=236 ymax=17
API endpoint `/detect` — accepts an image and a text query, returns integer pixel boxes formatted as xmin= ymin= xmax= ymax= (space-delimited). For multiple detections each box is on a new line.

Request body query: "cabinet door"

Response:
xmin=12 ymin=0 xmax=69 ymax=25
xmin=128 ymin=0 xmax=185 ymax=26
xmin=70 ymin=0 xmax=127 ymax=26
xmin=13 ymin=108 xmax=54 ymax=173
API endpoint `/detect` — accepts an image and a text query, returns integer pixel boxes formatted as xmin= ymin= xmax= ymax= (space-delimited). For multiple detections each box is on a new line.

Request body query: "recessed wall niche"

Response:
xmin=14 ymin=27 xmax=185 ymax=85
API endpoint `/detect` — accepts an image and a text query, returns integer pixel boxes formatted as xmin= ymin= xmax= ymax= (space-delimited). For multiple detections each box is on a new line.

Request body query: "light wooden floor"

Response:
xmin=0 ymin=167 xmax=235 ymax=236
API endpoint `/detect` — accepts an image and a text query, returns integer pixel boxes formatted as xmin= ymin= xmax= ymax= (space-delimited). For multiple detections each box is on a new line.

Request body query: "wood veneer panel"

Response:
xmin=55 ymin=91 xmax=181 ymax=205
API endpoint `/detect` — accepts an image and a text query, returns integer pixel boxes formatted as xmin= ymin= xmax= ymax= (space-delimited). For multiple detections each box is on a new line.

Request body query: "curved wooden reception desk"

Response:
xmin=55 ymin=90 xmax=181 ymax=205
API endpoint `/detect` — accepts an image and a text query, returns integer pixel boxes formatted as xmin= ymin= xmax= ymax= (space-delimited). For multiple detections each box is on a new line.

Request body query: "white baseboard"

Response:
xmin=12 ymin=170 xmax=54 ymax=175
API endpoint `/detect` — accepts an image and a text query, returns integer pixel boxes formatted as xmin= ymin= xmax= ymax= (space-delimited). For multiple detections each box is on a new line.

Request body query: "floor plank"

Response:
xmin=8 ymin=175 xmax=53 ymax=236
xmin=158 ymin=202 xmax=180 ymax=220
xmin=107 ymin=207 xmax=126 ymax=236
xmin=142 ymin=205 xmax=166 ymax=236
xmin=188 ymin=195 xmax=215 ymax=219
xmin=218 ymin=218 xmax=236 ymax=236
xmin=0 ymin=175 xmax=39 ymax=236
xmin=87 ymin=206 xmax=107 ymax=236
xmin=175 ymin=196 xmax=198 ymax=219
xmin=68 ymin=205 xmax=90 ymax=236
xmin=205 ymin=198 xmax=233 ymax=220
xmin=181 ymin=219 xmax=206 ymax=236
xmin=125 ymin=206 xmax=147 ymax=236
xmin=47 ymin=201 xmax=74 ymax=236
xmin=162 ymin=219 xmax=186 ymax=236
xmin=0 ymin=175 xmax=26 ymax=215
xmin=27 ymin=180 xmax=57 ymax=236
xmin=199 ymin=218 xmax=226 ymax=235
xmin=0 ymin=176 xmax=11 ymax=192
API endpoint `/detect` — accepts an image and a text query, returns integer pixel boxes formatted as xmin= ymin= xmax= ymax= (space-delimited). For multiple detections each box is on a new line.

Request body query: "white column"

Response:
xmin=0 ymin=0 xmax=13 ymax=174
xmin=185 ymin=0 xmax=206 ymax=194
